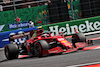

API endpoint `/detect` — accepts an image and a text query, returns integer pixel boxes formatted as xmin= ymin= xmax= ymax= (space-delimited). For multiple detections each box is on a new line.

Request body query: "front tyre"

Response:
xmin=34 ymin=40 xmax=49 ymax=57
xmin=72 ymin=33 xmax=86 ymax=48
xmin=4 ymin=44 xmax=19 ymax=60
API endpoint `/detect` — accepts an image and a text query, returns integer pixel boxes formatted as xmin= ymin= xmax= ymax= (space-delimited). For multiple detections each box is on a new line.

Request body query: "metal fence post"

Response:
xmin=70 ymin=0 xmax=75 ymax=20
xmin=13 ymin=0 xmax=18 ymax=29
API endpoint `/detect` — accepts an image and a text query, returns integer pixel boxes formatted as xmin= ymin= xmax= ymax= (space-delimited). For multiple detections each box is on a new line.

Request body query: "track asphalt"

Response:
xmin=1 ymin=31 xmax=100 ymax=67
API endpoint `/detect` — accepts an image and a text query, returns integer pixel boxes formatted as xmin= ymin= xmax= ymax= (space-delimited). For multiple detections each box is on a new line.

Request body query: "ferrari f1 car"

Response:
xmin=4 ymin=28 xmax=91 ymax=60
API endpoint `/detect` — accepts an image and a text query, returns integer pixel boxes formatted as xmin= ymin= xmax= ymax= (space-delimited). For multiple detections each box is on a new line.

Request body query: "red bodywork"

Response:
xmin=10 ymin=29 xmax=88 ymax=56
xmin=21 ymin=29 xmax=87 ymax=56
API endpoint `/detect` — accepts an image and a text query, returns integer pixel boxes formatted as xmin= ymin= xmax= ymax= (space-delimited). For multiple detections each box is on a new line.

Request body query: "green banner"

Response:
xmin=0 ymin=0 xmax=87 ymax=32
xmin=0 ymin=5 xmax=49 ymax=32
xmin=42 ymin=16 xmax=100 ymax=36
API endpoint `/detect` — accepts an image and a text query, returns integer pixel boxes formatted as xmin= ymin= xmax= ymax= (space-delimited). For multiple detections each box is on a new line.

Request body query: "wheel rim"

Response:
xmin=5 ymin=47 xmax=9 ymax=59
xmin=4 ymin=45 xmax=19 ymax=60
xmin=5 ymin=50 xmax=8 ymax=57
xmin=34 ymin=42 xmax=42 ymax=56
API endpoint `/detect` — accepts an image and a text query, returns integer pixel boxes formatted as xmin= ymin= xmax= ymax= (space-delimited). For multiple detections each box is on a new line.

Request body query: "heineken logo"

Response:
xmin=49 ymin=20 xmax=100 ymax=36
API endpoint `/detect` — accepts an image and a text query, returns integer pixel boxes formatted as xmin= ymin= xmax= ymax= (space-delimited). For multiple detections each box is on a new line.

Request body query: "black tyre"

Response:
xmin=34 ymin=40 xmax=49 ymax=57
xmin=4 ymin=44 xmax=19 ymax=60
xmin=72 ymin=33 xmax=86 ymax=48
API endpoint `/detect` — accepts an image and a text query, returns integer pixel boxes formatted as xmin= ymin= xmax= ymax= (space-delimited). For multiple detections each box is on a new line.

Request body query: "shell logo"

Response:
xmin=62 ymin=41 xmax=67 ymax=43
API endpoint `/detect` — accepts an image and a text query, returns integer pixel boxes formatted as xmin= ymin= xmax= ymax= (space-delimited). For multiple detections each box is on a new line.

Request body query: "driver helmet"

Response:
xmin=37 ymin=28 xmax=44 ymax=35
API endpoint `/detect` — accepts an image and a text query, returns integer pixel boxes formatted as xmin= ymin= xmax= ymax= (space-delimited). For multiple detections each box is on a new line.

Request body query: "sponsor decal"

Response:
xmin=16 ymin=17 xmax=21 ymax=22
xmin=0 ymin=25 xmax=5 ymax=32
xmin=8 ymin=22 xmax=29 ymax=29
xmin=49 ymin=20 xmax=100 ymax=36
xmin=2 ymin=31 xmax=27 ymax=45
xmin=65 ymin=43 xmax=70 ymax=46
xmin=62 ymin=41 xmax=67 ymax=43
xmin=35 ymin=10 xmax=50 ymax=25
xmin=58 ymin=38 xmax=65 ymax=41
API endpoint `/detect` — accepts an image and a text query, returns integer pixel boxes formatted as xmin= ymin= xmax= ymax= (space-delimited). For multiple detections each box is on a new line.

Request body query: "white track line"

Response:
xmin=0 ymin=48 xmax=4 ymax=50
xmin=84 ymin=31 xmax=100 ymax=35
xmin=94 ymin=46 xmax=100 ymax=50
xmin=67 ymin=62 xmax=100 ymax=67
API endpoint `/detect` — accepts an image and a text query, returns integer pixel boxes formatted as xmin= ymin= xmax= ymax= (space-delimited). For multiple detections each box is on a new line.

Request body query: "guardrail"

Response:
xmin=0 ymin=0 xmax=51 ymax=8
xmin=1 ymin=16 xmax=100 ymax=48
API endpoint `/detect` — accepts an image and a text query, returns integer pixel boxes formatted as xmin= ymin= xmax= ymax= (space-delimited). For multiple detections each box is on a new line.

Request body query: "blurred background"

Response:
xmin=0 ymin=0 xmax=100 ymax=32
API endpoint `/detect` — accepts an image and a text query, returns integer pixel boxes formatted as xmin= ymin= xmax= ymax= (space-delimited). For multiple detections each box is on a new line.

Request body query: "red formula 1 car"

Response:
xmin=4 ymin=28 xmax=89 ymax=60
